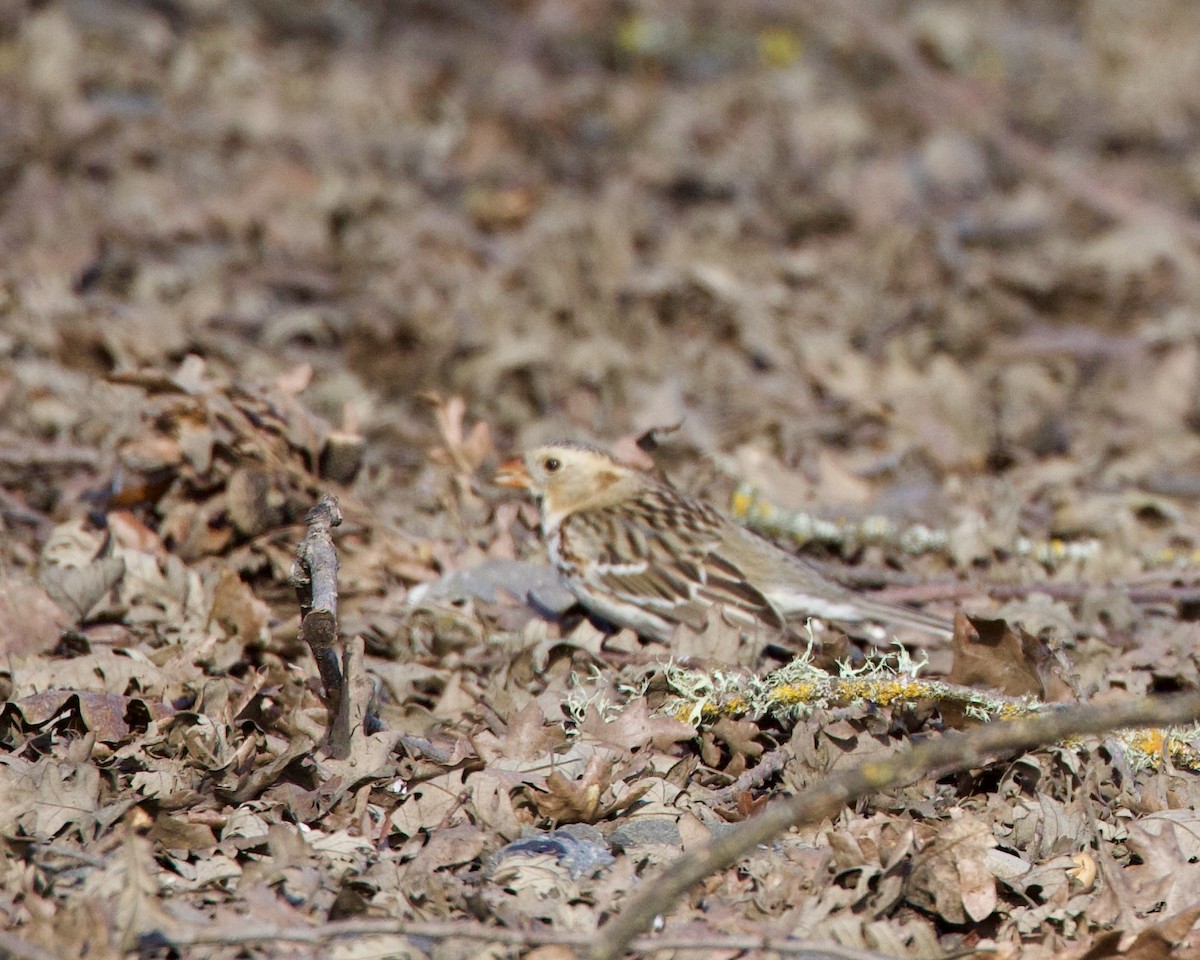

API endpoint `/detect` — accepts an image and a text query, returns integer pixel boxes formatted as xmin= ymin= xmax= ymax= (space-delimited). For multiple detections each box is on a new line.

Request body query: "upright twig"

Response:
xmin=590 ymin=691 xmax=1200 ymax=960
xmin=290 ymin=494 xmax=344 ymax=720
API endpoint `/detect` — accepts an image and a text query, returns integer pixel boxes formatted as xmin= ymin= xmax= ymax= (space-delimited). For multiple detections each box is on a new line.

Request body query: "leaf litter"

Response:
xmin=5 ymin=2 xmax=1200 ymax=958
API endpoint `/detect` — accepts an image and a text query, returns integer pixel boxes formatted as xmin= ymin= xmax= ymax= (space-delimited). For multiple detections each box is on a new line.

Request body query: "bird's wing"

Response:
xmin=564 ymin=497 xmax=786 ymax=633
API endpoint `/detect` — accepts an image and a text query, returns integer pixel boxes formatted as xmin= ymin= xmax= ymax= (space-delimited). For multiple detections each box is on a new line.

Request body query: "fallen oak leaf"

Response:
xmin=733 ymin=790 xmax=768 ymax=820
xmin=948 ymin=613 xmax=1049 ymax=699
xmin=575 ymin=699 xmax=695 ymax=753
xmin=0 ymin=755 xmax=102 ymax=838
xmin=535 ymin=757 xmax=609 ymax=824
xmin=226 ymin=467 xmax=288 ymax=538
xmin=487 ymin=700 xmax=569 ymax=763
xmin=390 ymin=769 xmax=471 ymax=839
xmin=208 ymin=568 xmax=271 ymax=645
xmin=0 ymin=573 xmax=69 ymax=657
xmin=3 ymin=690 xmax=172 ymax=744
xmin=942 ymin=612 xmax=1073 ymax=726
xmin=41 ymin=554 xmax=126 ymax=623
xmin=1075 ymin=902 xmax=1200 ymax=959
xmin=424 ymin=393 xmax=494 ymax=475
xmin=904 ymin=810 xmax=997 ymax=924
xmin=700 ymin=716 xmax=763 ymax=777
xmin=1121 ymin=810 xmax=1200 ymax=919
xmin=529 ymin=756 xmax=653 ymax=825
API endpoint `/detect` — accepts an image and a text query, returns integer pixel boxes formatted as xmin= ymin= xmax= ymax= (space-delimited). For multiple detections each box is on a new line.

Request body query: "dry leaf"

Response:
xmin=0 ymin=574 xmax=69 ymax=656
xmin=906 ymin=811 xmax=998 ymax=924
xmin=41 ymin=555 xmax=126 ymax=623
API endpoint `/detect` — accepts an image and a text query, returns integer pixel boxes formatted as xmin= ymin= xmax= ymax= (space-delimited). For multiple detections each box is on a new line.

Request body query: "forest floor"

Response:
xmin=5 ymin=1 xmax=1200 ymax=958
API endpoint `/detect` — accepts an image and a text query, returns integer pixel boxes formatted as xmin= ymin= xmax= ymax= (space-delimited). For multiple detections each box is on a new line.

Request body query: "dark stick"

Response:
xmin=290 ymin=494 xmax=343 ymax=719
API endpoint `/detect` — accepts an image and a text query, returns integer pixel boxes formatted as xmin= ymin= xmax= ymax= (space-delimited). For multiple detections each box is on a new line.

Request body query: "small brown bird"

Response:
xmin=495 ymin=441 xmax=953 ymax=644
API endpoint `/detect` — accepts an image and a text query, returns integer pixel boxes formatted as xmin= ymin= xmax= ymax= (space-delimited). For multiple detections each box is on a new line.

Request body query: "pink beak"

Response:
xmin=494 ymin=457 xmax=531 ymax=489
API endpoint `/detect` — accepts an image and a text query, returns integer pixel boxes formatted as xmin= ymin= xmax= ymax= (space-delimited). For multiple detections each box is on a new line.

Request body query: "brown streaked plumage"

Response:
xmin=495 ymin=442 xmax=953 ymax=644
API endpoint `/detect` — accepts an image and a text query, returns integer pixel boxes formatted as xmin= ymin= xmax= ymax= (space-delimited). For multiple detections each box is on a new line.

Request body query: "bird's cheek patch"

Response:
xmin=594 ymin=470 xmax=621 ymax=490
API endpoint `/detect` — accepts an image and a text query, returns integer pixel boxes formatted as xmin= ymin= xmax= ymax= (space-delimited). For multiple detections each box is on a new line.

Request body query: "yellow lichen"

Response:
xmin=1131 ymin=729 xmax=1166 ymax=756
xmin=768 ymin=682 xmax=820 ymax=706
xmin=662 ymin=651 xmax=1200 ymax=776
xmin=730 ymin=489 xmax=754 ymax=518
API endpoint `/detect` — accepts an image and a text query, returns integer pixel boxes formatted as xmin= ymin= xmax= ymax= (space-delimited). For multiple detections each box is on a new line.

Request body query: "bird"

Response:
xmin=494 ymin=440 xmax=954 ymax=644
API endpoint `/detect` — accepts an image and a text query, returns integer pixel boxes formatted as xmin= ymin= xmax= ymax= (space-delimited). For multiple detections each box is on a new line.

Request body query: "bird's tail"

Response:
xmin=848 ymin=595 xmax=955 ymax=640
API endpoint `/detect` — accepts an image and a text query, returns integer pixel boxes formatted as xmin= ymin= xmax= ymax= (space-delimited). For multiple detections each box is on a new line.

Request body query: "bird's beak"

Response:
xmin=494 ymin=457 xmax=531 ymax=489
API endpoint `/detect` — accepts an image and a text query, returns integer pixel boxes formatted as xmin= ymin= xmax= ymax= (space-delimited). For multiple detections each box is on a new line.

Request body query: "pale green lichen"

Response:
xmin=564 ymin=665 xmax=620 ymax=725
xmin=659 ymin=643 xmax=1200 ymax=773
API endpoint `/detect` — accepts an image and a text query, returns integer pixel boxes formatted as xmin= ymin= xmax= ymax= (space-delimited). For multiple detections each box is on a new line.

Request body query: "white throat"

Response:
xmin=541 ymin=505 xmax=569 ymax=534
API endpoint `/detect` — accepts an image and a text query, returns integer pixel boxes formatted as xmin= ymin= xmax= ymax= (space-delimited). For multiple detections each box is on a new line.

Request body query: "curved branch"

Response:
xmin=590 ymin=691 xmax=1200 ymax=960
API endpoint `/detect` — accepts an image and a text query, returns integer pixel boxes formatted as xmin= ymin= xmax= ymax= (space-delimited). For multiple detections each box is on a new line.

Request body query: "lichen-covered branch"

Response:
xmin=663 ymin=645 xmax=1200 ymax=772
xmin=731 ymin=485 xmax=1101 ymax=566
xmin=732 ymin=485 xmax=1200 ymax=572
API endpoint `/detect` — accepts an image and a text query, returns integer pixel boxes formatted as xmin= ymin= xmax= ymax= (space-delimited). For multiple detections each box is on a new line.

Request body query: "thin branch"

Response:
xmin=326 ymin=634 xmax=379 ymax=761
xmin=708 ymin=743 xmax=795 ymax=807
xmin=0 ymin=486 xmax=52 ymax=535
xmin=154 ymin=917 xmax=903 ymax=959
xmin=0 ymin=441 xmax=102 ymax=469
xmin=590 ymin=691 xmax=1200 ymax=960
xmin=877 ymin=580 xmax=1200 ymax=608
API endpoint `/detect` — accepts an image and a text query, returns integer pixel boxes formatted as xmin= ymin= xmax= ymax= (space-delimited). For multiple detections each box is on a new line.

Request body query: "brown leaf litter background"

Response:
xmin=4 ymin=1 xmax=1200 ymax=957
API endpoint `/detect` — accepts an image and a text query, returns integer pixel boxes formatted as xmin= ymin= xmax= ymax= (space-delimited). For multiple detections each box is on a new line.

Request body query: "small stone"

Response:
xmin=607 ymin=817 xmax=683 ymax=850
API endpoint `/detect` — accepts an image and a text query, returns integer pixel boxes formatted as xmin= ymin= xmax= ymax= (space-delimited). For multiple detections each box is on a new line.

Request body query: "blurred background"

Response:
xmin=5 ymin=0 xmax=1200 ymax=635
xmin=7 ymin=5 xmax=1200 ymax=950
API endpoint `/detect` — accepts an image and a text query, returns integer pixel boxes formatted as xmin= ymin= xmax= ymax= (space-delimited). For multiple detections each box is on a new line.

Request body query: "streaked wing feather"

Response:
xmin=579 ymin=496 xmax=785 ymax=632
xmin=587 ymin=568 xmax=712 ymax=630
xmin=695 ymin=563 xmax=784 ymax=628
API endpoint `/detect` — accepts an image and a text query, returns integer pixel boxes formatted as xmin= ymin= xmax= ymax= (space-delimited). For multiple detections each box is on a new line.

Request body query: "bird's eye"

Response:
xmin=543 ymin=457 xmax=561 ymax=473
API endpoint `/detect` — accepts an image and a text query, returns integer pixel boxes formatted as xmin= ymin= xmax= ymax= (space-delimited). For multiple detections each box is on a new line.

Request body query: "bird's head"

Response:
xmin=495 ymin=441 xmax=634 ymax=526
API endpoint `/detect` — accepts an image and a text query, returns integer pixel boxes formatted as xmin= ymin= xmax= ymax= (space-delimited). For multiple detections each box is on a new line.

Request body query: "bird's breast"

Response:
xmin=546 ymin=522 xmax=584 ymax=580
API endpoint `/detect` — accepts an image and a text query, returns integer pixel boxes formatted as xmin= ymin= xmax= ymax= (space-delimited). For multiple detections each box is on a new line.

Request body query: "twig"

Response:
xmin=290 ymin=494 xmax=391 ymax=769
xmin=1126 ymin=586 xmax=1200 ymax=605
xmin=877 ymin=581 xmax=1200 ymax=607
xmin=153 ymin=916 xmax=903 ymax=958
xmin=326 ymin=634 xmax=376 ymax=761
xmin=707 ymin=743 xmax=795 ymax=807
xmin=290 ymin=494 xmax=343 ymax=720
xmin=0 ymin=441 xmax=102 ymax=469
xmin=35 ymin=844 xmax=109 ymax=869
xmin=0 ymin=486 xmax=52 ymax=535
xmin=589 ymin=691 xmax=1200 ymax=960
